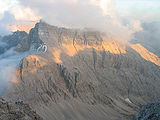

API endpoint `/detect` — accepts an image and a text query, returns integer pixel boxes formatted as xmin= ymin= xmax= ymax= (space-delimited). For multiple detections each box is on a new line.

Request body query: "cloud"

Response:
xmin=129 ymin=20 xmax=143 ymax=32
xmin=0 ymin=11 xmax=16 ymax=35
xmin=18 ymin=0 xmax=114 ymax=28
xmin=90 ymin=0 xmax=115 ymax=16
xmin=17 ymin=0 xmax=144 ymax=43
xmin=0 ymin=11 xmax=15 ymax=24
xmin=0 ymin=48 xmax=32 ymax=95
xmin=11 ymin=7 xmax=40 ymax=21
xmin=0 ymin=0 xmax=144 ymax=41
xmin=0 ymin=48 xmax=19 ymax=95
xmin=0 ymin=0 xmax=19 ymax=17
xmin=0 ymin=25 xmax=10 ymax=36
xmin=133 ymin=21 xmax=160 ymax=50
xmin=0 ymin=10 xmax=39 ymax=36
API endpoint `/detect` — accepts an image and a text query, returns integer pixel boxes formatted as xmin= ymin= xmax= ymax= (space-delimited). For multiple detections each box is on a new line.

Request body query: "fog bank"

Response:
xmin=0 ymin=48 xmax=32 ymax=95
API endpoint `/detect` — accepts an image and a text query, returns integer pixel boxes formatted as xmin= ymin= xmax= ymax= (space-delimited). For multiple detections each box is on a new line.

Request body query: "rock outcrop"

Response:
xmin=133 ymin=99 xmax=160 ymax=120
xmin=0 ymin=97 xmax=42 ymax=120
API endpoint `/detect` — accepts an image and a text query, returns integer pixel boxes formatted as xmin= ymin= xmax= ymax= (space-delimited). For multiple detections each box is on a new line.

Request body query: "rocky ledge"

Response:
xmin=133 ymin=100 xmax=160 ymax=120
xmin=0 ymin=98 xmax=42 ymax=120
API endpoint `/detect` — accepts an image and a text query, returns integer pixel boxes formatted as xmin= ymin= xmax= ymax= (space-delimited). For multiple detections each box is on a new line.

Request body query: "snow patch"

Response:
xmin=125 ymin=98 xmax=132 ymax=104
xmin=37 ymin=44 xmax=48 ymax=53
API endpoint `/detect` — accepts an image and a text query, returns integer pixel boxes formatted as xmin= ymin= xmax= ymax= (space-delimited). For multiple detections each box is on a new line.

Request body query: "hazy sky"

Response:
xmin=0 ymin=0 xmax=159 ymax=35
xmin=0 ymin=0 xmax=159 ymax=20
xmin=115 ymin=0 xmax=160 ymax=20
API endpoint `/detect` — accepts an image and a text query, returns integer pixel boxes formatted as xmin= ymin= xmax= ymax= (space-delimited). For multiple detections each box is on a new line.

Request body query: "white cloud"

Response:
xmin=11 ymin=7 xmax=41 ymax=21
xmin=0 ymin=0 xmax=19 ymax=17
xmin=0 ymin=0 xmax=144 ymax=42
xmin=0 ymin=48 xmax=31 ymax=95
xmin=128 ymin=20 xmax=143 ymax=32
xmin=15 ymin=0 xmax=144 ymax=43
xmin=18 ymin=0 xmax=118 ymax=28
xmin=0 ymin=11 xmax=16 ymax=35
xmin=101 ymin=0 xmax=115 ymax=16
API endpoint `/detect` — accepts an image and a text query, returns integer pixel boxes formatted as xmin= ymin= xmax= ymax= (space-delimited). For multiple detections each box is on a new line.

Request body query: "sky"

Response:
xmin=0 ymin=0 xmax=159 ymax=20
xmin=115 ymin=0 xmax=160 ymax=20
xmin=0 ymin=0 xmax=159 ymax=35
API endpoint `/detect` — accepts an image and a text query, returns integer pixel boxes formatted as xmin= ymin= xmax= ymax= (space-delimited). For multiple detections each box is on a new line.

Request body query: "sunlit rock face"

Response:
xmin=4 ymin=21 xmax=160 ymax=120
xmin=36 ymin=21 xmax=104 ymax=49
xmin=9 ymin=21 xmax=39 ymax=34
xmin=130 ymin=44 xmax=160 ymax=66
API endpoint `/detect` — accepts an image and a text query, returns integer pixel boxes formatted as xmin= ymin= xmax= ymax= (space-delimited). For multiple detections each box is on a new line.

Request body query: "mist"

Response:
xmin=0 ymin=47 xmax=32 ymax=95
xmin=0 ymin=0 xmax=146 ymax=43
xmin=0 ymin=11 xmax=17 ymax=36
xmin=18 ymin=0 xmax=143 ymax=43
xmin=132 ymin=21 xmax=160 ymax=56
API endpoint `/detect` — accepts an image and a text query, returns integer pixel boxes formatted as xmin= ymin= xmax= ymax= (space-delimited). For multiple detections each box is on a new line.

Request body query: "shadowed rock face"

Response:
xmin=0 ymin=31 xmax=28 ymax=55
xmin=3 ymin=21 xmax=160 ymax=120
xmin=133 ymin=100 xmax=160 ymax=120
xmin=0 ymin=98 xmax=43 ymax=120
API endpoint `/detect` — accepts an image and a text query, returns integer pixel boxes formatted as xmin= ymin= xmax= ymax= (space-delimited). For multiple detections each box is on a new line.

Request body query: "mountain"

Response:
xmin=2 ymin=21 xmax=160 ymax=120
xmin=0 ymin=31 xmax=29 ymax=55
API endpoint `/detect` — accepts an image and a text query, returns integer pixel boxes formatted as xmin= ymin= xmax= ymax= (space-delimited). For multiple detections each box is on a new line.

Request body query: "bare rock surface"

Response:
xmin=0 ymin=98 xmax=42 ymax=120
xmin=133 ymin=99 xmax=160 ymax=120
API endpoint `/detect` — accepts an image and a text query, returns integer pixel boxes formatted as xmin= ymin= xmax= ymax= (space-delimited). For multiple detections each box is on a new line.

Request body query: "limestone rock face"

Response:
xmin=36 ymin=21 xmax=103 ymax=47
xmin=4 ymin=21 xmax=160 ymax=120
xmin=0 ymin=98 xmax=42 ymax=120
xmin=14 ymin=35 xmax=30 ymax=52
xmin=29 ymin=23 xmax=43 ymax=50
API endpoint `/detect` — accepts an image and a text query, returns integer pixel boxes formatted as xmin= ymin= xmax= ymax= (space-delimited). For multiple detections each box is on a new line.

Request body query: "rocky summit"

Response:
xmin=1 ymin=21 xmax=160 ymax=120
